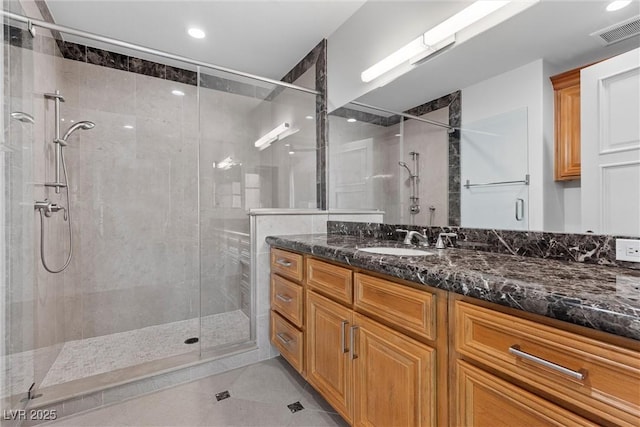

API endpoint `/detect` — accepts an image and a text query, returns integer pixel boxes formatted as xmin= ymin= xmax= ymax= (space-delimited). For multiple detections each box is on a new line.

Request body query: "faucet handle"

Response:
xmin=435 ymin=232 xmax=457 ymax=249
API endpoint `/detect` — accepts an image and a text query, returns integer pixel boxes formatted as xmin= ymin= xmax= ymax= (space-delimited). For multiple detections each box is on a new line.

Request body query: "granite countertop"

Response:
xmin=265 ymin=233 xmax=640 ymax=341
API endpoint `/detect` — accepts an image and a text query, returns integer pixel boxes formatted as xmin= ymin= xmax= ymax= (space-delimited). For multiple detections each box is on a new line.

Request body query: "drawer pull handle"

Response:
xmin=341 ymin=320 xmax=349 ymax=353
xmin=508 ymin=345 xmax=586 ymax=381
xmin=276 ymin=294 xmax=292 ymax=303
xmin=276 ymin=332 xmax=292 ymax=345
xmin=276 ymin=259 xmax=292 ymax=267
xmin=350 ymin=325 xmax=359 ymax=360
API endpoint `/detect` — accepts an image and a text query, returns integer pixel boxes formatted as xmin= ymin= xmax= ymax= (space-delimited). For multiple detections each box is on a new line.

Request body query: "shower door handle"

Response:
xmin=515 ymin=198 xmax=525 ymax=221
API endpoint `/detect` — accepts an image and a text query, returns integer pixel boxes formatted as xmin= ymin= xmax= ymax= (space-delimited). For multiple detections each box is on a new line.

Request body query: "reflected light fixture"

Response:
xmin=606 ymin=1 xmax=631 ymax=11
xmin=254 ymin=122 xmax=298 ymax=151
xmin=347 ymin=118 xmax=357 ymax=123
xmin=123 ymin=125 xmax=134 ymax=129
xmin=305 ymin=115 xmax=314 ymax=120
xmin=188 ymin=27 xmax=206 ymax=39
xmin=215 ymin=156 xmax=235 ymax=170
xmin=172 ymin=89 xmax=185 ymax=96
xmin=361 ymin=0 xmax=512 ymax=83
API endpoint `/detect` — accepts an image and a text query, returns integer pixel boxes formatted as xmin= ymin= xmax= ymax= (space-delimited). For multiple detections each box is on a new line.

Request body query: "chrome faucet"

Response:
xmin=435 ymin=233 xmax=457 ymax=249
xmin=396 ymin=229 xmax=429 ymax=247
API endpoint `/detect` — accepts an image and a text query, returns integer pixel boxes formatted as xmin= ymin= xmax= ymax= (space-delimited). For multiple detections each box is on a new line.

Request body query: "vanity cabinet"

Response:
xmin=269 ymin=249 xmax=305 ymax=374
xmin=551 ymin=66 xmax=582 ymax=181
xmin=453 ymin=299 xmax=640 ymax=427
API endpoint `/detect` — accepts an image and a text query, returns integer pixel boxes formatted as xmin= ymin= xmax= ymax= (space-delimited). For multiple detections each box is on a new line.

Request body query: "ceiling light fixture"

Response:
xmin=254 ymin=123 xmax=299 ymax=151
xmin=187 ymin=27 xmax=206 ymax=39
xmin=123 ymin=125 xmax=134 ymax=129
xmin=606 ymin=0 xmax=631 ymax=11
xmin=347 ymin=118 xmax=357 ymax=123
xmin=361 ymin=0 xmax=512 ymax=83
xmin=305 ymin=115 xmax=314 ymax=120
xmin=172 ymin=89 xmax=185 ymax=96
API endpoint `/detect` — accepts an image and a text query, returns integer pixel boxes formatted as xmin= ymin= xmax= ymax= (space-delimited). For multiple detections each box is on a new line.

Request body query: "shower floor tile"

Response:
xmin=2 ymin=310 xmax=249 ymax=395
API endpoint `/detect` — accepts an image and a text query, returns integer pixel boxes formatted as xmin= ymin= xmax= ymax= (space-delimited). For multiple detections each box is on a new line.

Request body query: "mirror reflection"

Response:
xmin=328 ymin=0 xmax=640 ymax=236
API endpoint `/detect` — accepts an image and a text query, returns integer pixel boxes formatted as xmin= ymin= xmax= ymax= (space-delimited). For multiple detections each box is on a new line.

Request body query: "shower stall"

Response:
xmin=1 ymin=5 xmax=318 ymax=412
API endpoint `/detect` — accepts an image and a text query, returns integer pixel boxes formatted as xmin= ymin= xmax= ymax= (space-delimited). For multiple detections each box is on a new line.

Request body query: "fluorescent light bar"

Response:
xmin=254 ymin=122 xmax=290 ymax=151
xmin=360 ymin=1 xmax=512 ymax=83
xmin=423 ymin=1 xmax=510 ymax=46
xmin=361 ymin=37 xmax=426 ymax=83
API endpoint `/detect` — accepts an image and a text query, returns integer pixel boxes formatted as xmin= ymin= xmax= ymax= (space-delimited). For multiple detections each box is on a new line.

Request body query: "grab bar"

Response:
xmin=464 ymin=174 xmax=529 ymax=189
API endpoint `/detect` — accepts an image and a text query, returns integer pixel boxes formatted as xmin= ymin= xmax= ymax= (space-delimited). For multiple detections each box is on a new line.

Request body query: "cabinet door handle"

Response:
xmin=508 ymin=345 xmax=586 ymax=381
xmin=275 ymin=294 xmax=292 ymax=303
xmin=276 ymin=259 xmax=292 ymax=267
xmin=276 ymin=332 xmax=292 ymax=345
xmin=340 ymin=320 xmax=349 ymax=353
xmin=350 ymin=325 xmax=359 ymax=360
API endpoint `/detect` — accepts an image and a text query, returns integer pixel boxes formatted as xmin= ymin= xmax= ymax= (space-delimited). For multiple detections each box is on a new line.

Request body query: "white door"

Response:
xmin=581 ymin=48 xmax=640 ymax=236
xmin=330 ymin=138 xmax=374 ymax=209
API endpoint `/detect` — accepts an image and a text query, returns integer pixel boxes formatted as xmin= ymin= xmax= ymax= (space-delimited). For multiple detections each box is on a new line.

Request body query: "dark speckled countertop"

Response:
xmin=266 ymin=233 xmax=640 ymax=341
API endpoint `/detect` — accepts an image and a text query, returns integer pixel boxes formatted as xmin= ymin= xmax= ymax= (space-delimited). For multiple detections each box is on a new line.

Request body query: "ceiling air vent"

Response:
xmin=592 ymin=15 xmax=640 ymax=45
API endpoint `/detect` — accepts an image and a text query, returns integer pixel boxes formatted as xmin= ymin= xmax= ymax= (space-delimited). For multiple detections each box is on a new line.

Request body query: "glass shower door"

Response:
xmin=1 ymin=16 xmax=37 ymax=408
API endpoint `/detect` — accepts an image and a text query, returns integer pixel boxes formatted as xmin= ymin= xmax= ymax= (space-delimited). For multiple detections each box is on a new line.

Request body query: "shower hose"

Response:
xmin=39 ymin=148 xmax=73 ymax=273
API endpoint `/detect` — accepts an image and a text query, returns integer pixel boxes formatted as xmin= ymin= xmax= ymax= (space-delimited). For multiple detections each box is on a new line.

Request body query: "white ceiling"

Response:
xmin=45 ymin=0 xmax=366 ymax=80
xmin=43 ymin=0 xmax=640 ymax=111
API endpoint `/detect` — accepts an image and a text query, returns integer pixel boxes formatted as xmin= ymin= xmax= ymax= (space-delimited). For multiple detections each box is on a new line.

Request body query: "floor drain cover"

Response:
xmin=184 ymin=337 xmax=199 ymax=344
xmin=287 ymin=401 xmax=304 ymax=413
xmin=215 ymin=390 xmax=230 ymax=401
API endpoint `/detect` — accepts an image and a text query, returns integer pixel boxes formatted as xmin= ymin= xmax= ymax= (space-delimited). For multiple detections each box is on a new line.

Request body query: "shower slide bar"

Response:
xmin=1 ymin=10 xmax=320 ymax=96
xmin=464 ymin=174 xmax=530 ymax=189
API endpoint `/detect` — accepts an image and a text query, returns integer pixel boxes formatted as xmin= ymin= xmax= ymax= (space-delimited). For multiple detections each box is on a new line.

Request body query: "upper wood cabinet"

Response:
xmin=551 ymin=67 xmax=582 ymax=181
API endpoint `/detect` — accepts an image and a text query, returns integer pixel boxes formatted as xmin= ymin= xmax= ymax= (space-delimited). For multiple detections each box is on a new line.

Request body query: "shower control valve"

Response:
xmin=35 ymin=199 xmax=67 ymax=219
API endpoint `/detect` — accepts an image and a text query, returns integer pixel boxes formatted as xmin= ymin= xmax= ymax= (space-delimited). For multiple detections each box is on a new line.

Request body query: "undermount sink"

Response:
xmin=358 ymin=247 xmax=435 ymax=256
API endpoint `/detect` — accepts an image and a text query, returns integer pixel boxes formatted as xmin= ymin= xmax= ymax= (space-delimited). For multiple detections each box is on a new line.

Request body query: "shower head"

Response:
xmin=61 ymin=121 xmax=95 ymax=142
xmin=398 ymin=161 xmax=413 ymax=176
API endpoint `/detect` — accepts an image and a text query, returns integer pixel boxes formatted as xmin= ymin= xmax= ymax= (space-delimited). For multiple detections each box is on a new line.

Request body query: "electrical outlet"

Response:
xmin=616 ymin=239 xmax=640 ymax=263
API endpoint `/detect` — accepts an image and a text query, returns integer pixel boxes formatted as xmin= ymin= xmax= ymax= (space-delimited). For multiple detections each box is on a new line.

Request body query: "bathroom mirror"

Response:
xmin=327 ymin=0 xmax=640 ymax=236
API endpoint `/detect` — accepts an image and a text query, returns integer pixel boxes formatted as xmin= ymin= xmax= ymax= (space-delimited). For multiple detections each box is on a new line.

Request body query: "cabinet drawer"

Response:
xmin=354 ymin=273 xmax=436 ymax=341
xmin=271 ymin=311 xmax=304 ymax=374
xmin=271 ymin=273 xmax=303 ymax=327
xmin=271 ymin=248 xmax=303 ymax=282
xmin=307 ymin=258 xmax=353 ymax=305
xmin=455 ymin=301 xmax=640 ymax=427
xmin=456 ymin=360 xmax=597 ymax=426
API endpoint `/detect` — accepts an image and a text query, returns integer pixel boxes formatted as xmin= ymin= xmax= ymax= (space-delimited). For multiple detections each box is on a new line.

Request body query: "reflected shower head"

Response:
xmin=61 ymin=121 xmax=95 ymax=142
xmin=398 ymin=161 xmax=413 ymax=176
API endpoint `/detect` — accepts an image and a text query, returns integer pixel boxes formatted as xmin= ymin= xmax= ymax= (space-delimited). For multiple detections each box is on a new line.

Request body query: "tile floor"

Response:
xmin=3 ymin=310 xmax=249 ymax=396
xmin=42 ymin=357 xmax=348 ymax=427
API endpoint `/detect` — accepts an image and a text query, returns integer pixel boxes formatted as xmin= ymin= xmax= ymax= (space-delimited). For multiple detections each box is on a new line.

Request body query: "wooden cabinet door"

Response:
xmin=353 ymin=313 xmax=436 ymax=427
xmin=306 ymin=290 xmax=354 ymax=423
xmin=456 ymin=360 xmax=598 ymax=427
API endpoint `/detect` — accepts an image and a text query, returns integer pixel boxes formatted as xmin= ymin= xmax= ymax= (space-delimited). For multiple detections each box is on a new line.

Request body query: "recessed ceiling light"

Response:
xmin=347 ymin=118 xmax=357 ymax=123
xmin=606 ymin=0 xmax=631 ymax=11
xmin=289 ymin=151 xmax=295 ymax=155
xmin=123 ymin=125 xmax=134 ymax=129
xmin=395 ymin=133 xmax=401 ymax=137
xmin=188 ymin=27 xmax=206 ymax=39
xmin=305 ymin=115 xmax=314 ymax=120
xmin=172 ymin=90 xmax=185 ymax=96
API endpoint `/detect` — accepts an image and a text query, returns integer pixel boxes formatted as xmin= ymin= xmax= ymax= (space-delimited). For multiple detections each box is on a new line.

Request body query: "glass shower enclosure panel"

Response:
xmin=198 ymin=67 xmax=318 ymax=353
xmin=2 ymin=16 xmax=37 ymax=407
